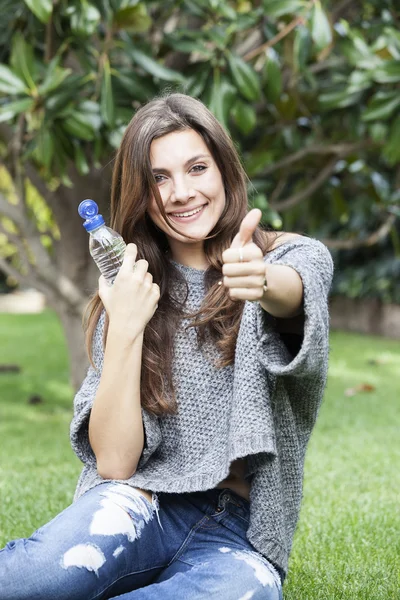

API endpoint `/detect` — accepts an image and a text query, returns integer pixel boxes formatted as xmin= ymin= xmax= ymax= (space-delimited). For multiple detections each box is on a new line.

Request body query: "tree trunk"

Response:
xmin=46 ymin=166 xmax=110 ymax=391
xmin=56 ymin=301 xmax=91 ymax=391
xmin=0 ymin=142 xmax=112 ymax=391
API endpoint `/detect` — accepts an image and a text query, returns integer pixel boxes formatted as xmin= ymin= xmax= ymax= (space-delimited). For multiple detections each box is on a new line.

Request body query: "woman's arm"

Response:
xmin=88 ymin=327 xmax=145 ymax=480
xmin=86 ymin=244 xmax=160 ymax=480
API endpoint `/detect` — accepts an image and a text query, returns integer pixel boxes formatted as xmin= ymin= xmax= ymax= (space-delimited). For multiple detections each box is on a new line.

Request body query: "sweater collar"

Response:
xmin=170 ymin=260 xmax=206 ymax=284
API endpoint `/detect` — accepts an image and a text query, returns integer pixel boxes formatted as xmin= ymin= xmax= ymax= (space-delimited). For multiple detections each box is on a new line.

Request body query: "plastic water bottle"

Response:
xmin=78 ymin=199 xmax=126 ymax=285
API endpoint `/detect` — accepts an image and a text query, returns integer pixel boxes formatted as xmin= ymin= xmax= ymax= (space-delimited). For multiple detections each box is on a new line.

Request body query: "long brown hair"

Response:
xmin=84 ymin=93 xmax=276 ymax=416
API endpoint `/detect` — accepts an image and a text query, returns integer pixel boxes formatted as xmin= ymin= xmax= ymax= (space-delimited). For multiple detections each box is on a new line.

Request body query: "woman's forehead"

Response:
xmin=150 ymin=129 xmax=211 ymax=168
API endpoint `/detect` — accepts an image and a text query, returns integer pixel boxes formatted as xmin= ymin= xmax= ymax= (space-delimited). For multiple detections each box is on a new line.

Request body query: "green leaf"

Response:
xmin=372 ymin=60 xmax=400 ymax=84
xmin=129 ymin=48 xmax=185 ymax=82
xmin=231 ymin=99 xmax=257 ymax=135
xmin=368 ymin=122 xmax=388 ymax=144
xmin=108 ymin=124 xmax=128 ymax=149
xmin=45 ymin=89 xmax=75 ymax=114
xmin=44 ymin=74 xmax=87 ymax=114
xmin=79 ymin=101 xmax=102 ymax=131
xmin=227 ymin=53 xmax=260 ymax=102
xmin=63 ymin=112 xmax=96 ymax=141
xmin=262 ymin=205 xmax=283 ymax=229
xmin=74 ymin=144 xmax=90 ymax=176
xmin=341 ymin=36 xmax=379 ymax=69
xmin=293 ymin=25 xmax=311 ymax=72
xmin=10 ymin=33 xmax=36 ymax=90
xmin=113 ymin=71 xmax=154 ymax=102
xmin=244 ymin=149 xmax=274 ymax=177
xmin=0 ymin=65 xmax=27 ymax=95
xmin=264 ymin=48 xmax=282 ymax=103
xmin=346 ymin=70 xmax=372 ymax=94
xmin=100 ymin=58 xmax=114 ymax=126
xmin=251 ymin=193 xmax=269 ymax=211
xmin=113 ymin=4 xmax=151 ymax=32
xmin=93 ymin=135 xmax=103 ymax=168
xmin=311 ymin=0 xmax=332 ymax=51
xmin=182 ymin=0 xmax=207 ymax=18
xmin=208 ymin=70 xmax=236 ymax=130
xmin=262 ymin=0 xmax=306 ymax=17
xmin=23 ymin=0 xmax=53 ymax=24
xmin=0 ymin=98 xmax=34 ymax=122
xmin=319 ymin=90 xmax=362 ymax=110
xmin=362 ymin=93 xmax=400 ymax=122
xmin=52 ymin=123 xmax=74 ymax=159
xmin=208 ymin=27 xmax=229 ymax=49
xmin=70 ymin=2 xmax=101 ymax=36
xmin=184 ymin=64 xmax=211 ymax=98
xmin=36 ymin=129 xmax=54 ymax=170
xmin=114 ymin=107 xmax=134 ymax=125
xmin=38 ymin=58 xmax=72 ymax=95
xmin=167 ymin=37 xmax=212 ymax=57
xmin=217 ymin=3 xmax=237 ymax=20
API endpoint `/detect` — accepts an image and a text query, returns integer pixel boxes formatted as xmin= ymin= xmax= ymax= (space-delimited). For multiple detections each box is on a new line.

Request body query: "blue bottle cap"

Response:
xmin=78 ymin=199 xmax=105 ymax=232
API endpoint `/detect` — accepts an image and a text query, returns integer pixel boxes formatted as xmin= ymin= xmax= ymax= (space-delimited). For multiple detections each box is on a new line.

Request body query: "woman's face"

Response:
xmin=147 ymin=129 xmax=226 ymax=250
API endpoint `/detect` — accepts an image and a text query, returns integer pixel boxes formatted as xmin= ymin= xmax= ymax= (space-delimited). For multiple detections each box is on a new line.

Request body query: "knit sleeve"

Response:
xmin=256 ymin=237 xmax=333 ymax=379
xmin=70 ymin=310 xmax=162 ymax=470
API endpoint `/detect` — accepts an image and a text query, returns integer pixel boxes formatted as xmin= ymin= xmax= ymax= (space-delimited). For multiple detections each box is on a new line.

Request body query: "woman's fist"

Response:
xmin=98 ymin=243 xmax=160 ymax=341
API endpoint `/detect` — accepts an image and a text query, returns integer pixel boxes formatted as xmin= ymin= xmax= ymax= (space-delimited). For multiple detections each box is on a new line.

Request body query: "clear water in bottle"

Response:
xmin=78 ymin=199 xmax=126 ymax=285
xmin=89 ymin=227 xmax=126 ymax=284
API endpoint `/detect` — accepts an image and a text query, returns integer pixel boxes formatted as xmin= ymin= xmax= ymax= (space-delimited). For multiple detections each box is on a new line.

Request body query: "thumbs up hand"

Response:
xmin=221 ymin=209 xmax=268 ymax=302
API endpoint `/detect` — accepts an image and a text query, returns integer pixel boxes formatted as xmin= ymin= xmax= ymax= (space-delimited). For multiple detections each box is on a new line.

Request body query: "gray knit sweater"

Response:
xmin=70 ymin=236 xmax=333 ymax=576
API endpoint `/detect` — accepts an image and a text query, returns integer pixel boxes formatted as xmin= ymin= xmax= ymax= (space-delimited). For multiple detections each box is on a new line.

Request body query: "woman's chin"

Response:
xmin=170 ymin=225 xmax=211 ymax=243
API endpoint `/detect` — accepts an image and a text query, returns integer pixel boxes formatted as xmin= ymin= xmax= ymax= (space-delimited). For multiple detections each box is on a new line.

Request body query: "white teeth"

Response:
xmin=171 ymin=206 xmax=204 ymax=218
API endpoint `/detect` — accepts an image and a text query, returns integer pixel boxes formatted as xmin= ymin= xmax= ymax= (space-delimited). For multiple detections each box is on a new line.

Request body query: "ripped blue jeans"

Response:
xmin=0 ymin=483 xmax=283 ymax=600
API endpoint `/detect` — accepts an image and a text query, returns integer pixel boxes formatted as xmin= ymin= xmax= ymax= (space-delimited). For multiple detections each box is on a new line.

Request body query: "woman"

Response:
xmin=0 ymin=93 xmax=333 ymax=599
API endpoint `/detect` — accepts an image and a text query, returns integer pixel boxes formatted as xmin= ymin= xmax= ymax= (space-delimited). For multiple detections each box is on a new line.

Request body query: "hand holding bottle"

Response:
xmin=98 ymin=243 xmax=160 ymax=342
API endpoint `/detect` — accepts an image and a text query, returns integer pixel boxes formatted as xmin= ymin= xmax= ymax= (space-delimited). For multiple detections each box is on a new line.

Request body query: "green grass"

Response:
xmin=0 ymin=311 xmax=399 ymax=598
xmin=0 ymin=310 xmax=82 ymax=539
xmin=285 ymin=331 xmax=400 ymax=599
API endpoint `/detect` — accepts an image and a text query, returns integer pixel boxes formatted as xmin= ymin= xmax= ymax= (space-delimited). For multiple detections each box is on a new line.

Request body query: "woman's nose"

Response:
xmin=171 ymin=176 xmax=195 ymax=203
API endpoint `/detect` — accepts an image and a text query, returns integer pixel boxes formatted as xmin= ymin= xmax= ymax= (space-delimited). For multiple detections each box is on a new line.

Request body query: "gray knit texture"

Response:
xmin=70 ymin=236 xmax=333 ymax=575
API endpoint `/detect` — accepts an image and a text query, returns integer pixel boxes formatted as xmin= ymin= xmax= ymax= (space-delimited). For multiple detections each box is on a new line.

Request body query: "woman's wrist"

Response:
xmin=107 ymin=320 xmax=144 ymax=347
xmin=259 ymin=264 xmax=304 ymax=318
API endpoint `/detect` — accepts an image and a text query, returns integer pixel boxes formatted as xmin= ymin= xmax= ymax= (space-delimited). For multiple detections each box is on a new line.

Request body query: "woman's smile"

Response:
xmin=169 ymin=203 xmax=208 ymax=222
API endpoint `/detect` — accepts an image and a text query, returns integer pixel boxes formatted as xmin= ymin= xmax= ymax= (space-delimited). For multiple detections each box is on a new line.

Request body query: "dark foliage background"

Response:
xmin=0 ymin=1 xmax=399 ymax=386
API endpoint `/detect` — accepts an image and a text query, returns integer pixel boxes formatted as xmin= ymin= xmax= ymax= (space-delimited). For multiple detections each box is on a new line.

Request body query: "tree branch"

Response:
xmin=331 ymin=0 xmax=358 ymax=21
xmin=0 ymin=256 xmax=23 ymax=284
xmin=0 ymin=191 xmax=87 ymax=312
xmin=243 ymin=16 xmax=304 ymax=62
xmin=0 ymin=121 xmax=58 ymax=212
xmin=269 ymin=175 xmax=287 ymax=205
xmin=0 ymin=194 xmax=25 ymax=227
xmin=24 ymin=163 xmax=57 ymax=209
xmin=235 ymin=28 xmax=263 ymax=60
xmin=261 ymin=142 xmax=365 ymax=177
xmin=0 ymin=122 xmax=13 ymax=145
xmin=322 ymin=214 xmax=397 ymax=250
xmin=272 ymin=157 xmax=338 ymax=211
xmin=0 ymin=254 xmax=51 ymax=295
xmin=0 ymin=221 xmax=31 ymax=275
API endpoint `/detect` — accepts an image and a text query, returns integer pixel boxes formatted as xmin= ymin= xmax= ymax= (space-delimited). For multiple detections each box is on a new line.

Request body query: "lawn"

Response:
xmin=0 ymin=310 xmax=399 ymax=599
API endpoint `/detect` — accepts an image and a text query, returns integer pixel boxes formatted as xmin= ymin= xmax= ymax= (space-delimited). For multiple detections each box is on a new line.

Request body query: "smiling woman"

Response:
xmin=0 ymin=93 xmax=333 ymax=600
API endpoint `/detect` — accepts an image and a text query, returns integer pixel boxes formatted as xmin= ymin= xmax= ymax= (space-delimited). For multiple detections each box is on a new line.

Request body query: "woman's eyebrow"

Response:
xmin=152 ymin=154 xmax=211 ymax=173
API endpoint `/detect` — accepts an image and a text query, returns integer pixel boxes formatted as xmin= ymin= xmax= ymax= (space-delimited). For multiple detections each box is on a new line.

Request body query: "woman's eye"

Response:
xmin=154 ymin=174 xmax=166 ymax=183
xmin=190 ymin=164 xmax=206 ymax=173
